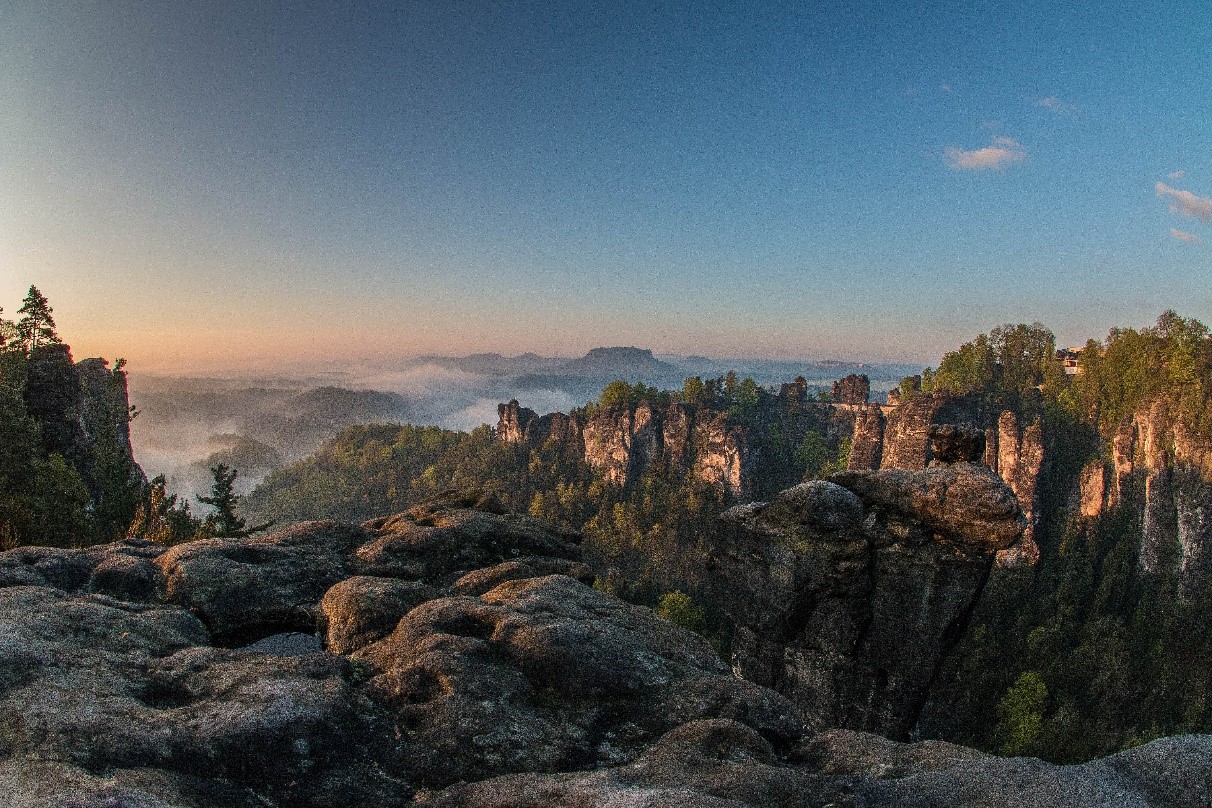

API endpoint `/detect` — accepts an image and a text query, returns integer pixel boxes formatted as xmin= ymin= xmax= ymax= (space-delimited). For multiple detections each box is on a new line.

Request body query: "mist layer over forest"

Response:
xmin=128 ymin=349 xmax=918 ymax=499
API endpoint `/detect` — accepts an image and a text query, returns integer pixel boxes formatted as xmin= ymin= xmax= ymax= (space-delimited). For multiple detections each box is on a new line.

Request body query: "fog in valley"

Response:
xmin=129 ymin=348 xmax=919 ymax=499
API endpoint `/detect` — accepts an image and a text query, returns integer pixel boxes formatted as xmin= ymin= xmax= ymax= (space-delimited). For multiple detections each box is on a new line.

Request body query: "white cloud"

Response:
xmin=1156 ymin=182 xmax=1212 ymax=222
xmin=944 ymin=137 xmax=1026 ymax=171
xmin=1169 ymin=170 xmax=1185 ymax=180
xmin=1035 ymin=96 xmax=1078 ymax=117
xmin=1170 ymin=228 xmax=1203 ymax=244
xmin=940 ymin=82 xmax=952 ymax=93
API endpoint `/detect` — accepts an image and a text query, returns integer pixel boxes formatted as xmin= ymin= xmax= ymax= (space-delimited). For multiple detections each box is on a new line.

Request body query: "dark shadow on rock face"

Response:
xmin=711 ymin=462 xmax=1025 ymax=740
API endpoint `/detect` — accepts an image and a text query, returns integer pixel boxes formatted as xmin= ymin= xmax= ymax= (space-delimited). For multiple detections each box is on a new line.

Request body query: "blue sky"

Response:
xmin=2 ymin=1 xmax=1209 ymax=370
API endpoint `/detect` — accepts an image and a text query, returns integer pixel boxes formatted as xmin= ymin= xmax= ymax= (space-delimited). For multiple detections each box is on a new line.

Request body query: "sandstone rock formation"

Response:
xmin=845 ymin=392 xmax=1044 ymax=567
xmin=498 ymin=399 xmax=755 ymax=498
xmin=831 ymin=373 xmax=870 ymax=406
xmin=0 ymin=497 xmax=798 ymax=806
xmin=1078 ymin=400 xmax=1212 ymax=591
xmin=428 ymin=726 xmax=1212 ymax=808
xmin=710 ymin=462 xmax=1025 ymax=740
xmin=2 ymin=489 xmax=1209 ymax=806
xmin=18 ymin=345 xmax=144 ymax=536
xmin=991 ymin=411 xmax=1045 ymax=566
xmin=848 ymin=403 xmax=887 ymax=471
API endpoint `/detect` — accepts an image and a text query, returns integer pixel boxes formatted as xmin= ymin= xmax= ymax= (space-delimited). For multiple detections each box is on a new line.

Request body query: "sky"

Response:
xmin=2 ymin=0 xmax=1209 ymax=372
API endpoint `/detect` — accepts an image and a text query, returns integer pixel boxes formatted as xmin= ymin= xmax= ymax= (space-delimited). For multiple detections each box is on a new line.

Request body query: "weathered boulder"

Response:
xmin=831 ymin=463 xmax=1026 ymax=551
xmin=449 ymin=557 xmax=595 ymax=596
xmin=0 ymin=539 xmax=162 ymax=594
xmin=424 ymin=718 xmax=835 ymax=807
xmin=319 ymin=575 xmax=436 ymax=654
xmin=156 ymin=521 xmax=369 ymax=644
xmin=3 ymin=491 xmax=1208 ymax=807
xmin=711 ymin=466 xmax=1024 ymax=739
xmin=0 ymin=583 xmax=407 ymax=807
xmin=810 ymin=729 xmax=1212 ymax=807
xmin=356 ymin=574 xmax=806 ymax=788
xmin=355 ymin=502 xmax=580 ymax=583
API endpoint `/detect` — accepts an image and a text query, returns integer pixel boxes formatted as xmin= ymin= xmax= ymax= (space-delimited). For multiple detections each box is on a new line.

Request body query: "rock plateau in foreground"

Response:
xmin=0 ymin=483 xmax=1208 ymax=807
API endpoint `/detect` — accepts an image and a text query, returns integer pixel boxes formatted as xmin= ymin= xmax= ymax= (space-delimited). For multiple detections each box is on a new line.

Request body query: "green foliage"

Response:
xmin=655 ymin=590 xmax=706 ymax=635
xmin=599 ymin=379 xmax=636 ymax=408
xmin=198 ymin=463 xmax=244 ymax=537
xmin=795 ymin=432 xmax=832 ymax=478
xmin=1070 ymin=311 xmax=1212 ymax=439
xmin=16 ymin=286 xmax=60 ymax=352
xmin=996 ymin=671 xmax=1048 ymax=756
xmin=243 ymin=423 xmax=598 ymax=530
xmin=128 ymin=475 xmax=203 ymax=546
xmin=680 ymin=376 xmax=707 ymax=406
xmin=727 ymin=377 xmax=761 ymax=420
xmin=0 ymin=306 xmax=20 ymax=353
xmin=198 ymin=463 xmax=272 ymax=538
xmin=925 ymin=313 xmax=1212 ymax=764
xmin=0 ymin=300 xmax=139 ymax=552
xmin=598 ymin=379 xmax=671 ymax=410
xmin=29 ymin=455 xmax=91 ymax=547
xmin=931 ymin=323 xmax=1061 ymax=412
xmin=0 ymin=354 xmax=39 ymax=550
xmin=795 ymin=434 xmax=850 ymax=481
xmin=896 ymin=373 xmax=924 ymax=401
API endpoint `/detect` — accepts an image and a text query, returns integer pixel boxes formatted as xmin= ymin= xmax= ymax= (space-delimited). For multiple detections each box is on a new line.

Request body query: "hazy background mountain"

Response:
xmin=128 ymin=347 xmax=919 ymax=498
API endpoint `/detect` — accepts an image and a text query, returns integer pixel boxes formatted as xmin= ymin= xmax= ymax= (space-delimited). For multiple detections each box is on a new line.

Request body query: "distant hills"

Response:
xmin=556 ymin=347 xmax=677 ymax=377
xmin=412 ymin=346 xmax=912 ymax=386
xmin=128 ymin=347 xmax=921 ymax=500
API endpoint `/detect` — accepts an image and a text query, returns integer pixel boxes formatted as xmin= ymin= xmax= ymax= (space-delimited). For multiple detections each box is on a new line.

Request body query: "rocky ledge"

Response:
xmin=0 ymin=491 xmax=1208 ymax=806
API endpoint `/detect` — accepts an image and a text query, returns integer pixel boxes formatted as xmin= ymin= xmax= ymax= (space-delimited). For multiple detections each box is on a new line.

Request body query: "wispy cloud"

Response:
xmin=1169 ymin=170 xmax=1185 ymax=180
xmin=1034 ymin=96 xmax=1080 ymax=118
xmin=1170 ymin=228 xmax=1203 ymax=244
xmin=1156 ymin=182 xmax=1212 ymax=222
xmin=940 ymin=82 xmax=952 ymax=93
xmin=944 ymin=137 xmax=1026 ymax=171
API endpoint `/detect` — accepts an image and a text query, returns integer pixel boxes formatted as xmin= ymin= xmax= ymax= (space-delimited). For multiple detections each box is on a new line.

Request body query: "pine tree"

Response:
xmin=0 ymin=305 xmax=16 ymax=352
xmin=128 ymin=475 xmax=202 ymax=545
xmin=197 ymin=463 xmax=272 ymax=538
xmin=17 ymin=286 xmax=60 ymax=352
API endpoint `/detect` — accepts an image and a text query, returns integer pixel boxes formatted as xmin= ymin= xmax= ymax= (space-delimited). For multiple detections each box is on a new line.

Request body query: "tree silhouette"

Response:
xmin=17 ymin=286 xmax=60 ymax=352
xmin=198 ymin=463 xmax=272 ymax=538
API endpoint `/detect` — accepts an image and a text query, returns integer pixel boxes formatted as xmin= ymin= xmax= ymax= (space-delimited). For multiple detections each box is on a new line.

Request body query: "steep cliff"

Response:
xmin=498 ymin=398 xmax=768 ymax=499
xmin=7 ymin=344 xmax=144 ymax=544
xmin=1077 ymin=400 xmax=1212 ymax=592
xmin=848 ymin=403 xmax=886 ymax=470
xmin=831 ymin=372 xmax=870 ymax=405
xmin=711 ymin=452 xmax=1025 ymax=740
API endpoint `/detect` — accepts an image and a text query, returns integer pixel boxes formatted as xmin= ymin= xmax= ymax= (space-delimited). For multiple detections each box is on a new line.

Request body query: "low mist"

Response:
xmin=128 ymin=351 xmax=919 ymax=501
